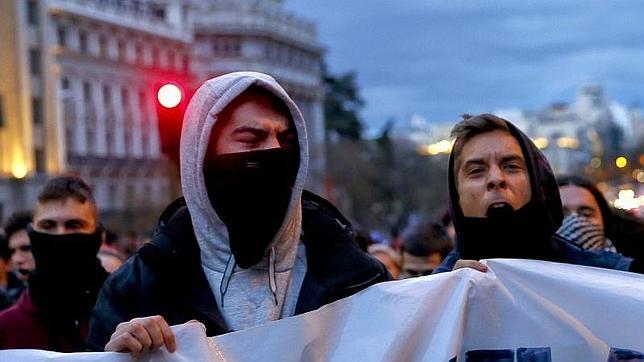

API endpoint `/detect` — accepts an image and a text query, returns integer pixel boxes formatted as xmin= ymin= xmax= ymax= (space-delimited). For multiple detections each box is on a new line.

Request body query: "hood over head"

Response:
xmin=179 ymin=71 xmax=308 ymax=330
xmin=447 ymin=117 xmax=564 ymax=260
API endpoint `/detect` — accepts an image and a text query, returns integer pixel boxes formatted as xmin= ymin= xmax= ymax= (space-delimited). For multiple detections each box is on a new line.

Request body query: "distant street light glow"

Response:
xmin=533 ymin=137 xmax=549 ymax=149
xmin=11 ymin=163 xmax=27 ymax=179
xmin=614 ymin=189 xmax=641 ymax=211
xmin=158 ymin=84 xmax=182 ymax=108
xmin=420 ymin=139 xmax=454 ymax=156
xmin=615 ymin=156 xmax=628 ymax=168
xmin=556 ymin=137 xmax=579 ymax=149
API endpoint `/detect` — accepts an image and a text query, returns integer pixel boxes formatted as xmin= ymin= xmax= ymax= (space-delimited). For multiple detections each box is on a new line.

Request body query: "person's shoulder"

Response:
xmin=433 ymin=249 xmax=460 ymax=274
xmin=301 ymin=190 xmax=354 ymax=246
xmin=157 ymin=197 xmax=192 ymax=234
xmin=554 ymin=234 xmax=632 ymax=271
xmin=0 ymin=292 xmax=36 ymax=329
xmin=301 ymin=190 xmax=351 ymax=225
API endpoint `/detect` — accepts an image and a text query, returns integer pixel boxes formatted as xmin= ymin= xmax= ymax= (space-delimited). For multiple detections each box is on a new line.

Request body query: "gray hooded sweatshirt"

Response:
xmin=180 ymin=72 xmax=309 ymax=331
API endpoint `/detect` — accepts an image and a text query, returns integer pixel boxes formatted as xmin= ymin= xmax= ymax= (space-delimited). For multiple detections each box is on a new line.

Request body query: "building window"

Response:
xmin=83 ymin=82 xmax=91 ymax=101
xmin=109 ymin=183 xmax=117 ymax=209
xmin=102 ymin=85 xmax=111 ymax=106
xmin=149 ymin=4 xmax=166 ymax=20
xmin=31 ymin=97 xmax=43 ymax=125
xmin=182 ymin=53 xmax=189 ymax=73
xmin=135 ymin=43 xmax=144 ymax=64
xmin=132 ymin=0 xmax=144 ymax=14
xmin=103 ymin=85 xmax=114 ymax=153
xmin=57 ymin=25 xmax=67 ymax=47
xmin=79 ymin=31 xmax=88 ymax=53
xmin=99 ymin=35 xmax=109 ymax=58
xmin=213 ymin=37 xmax=241 ymax=57
xmin=139 ymin=91 xmax=149 ymax=154
xmin=117 ymin=39 xmax=127 ymax=62
xmin=122 ymin=88 xmax=131 ymax=152
xmin=167 ymin=50 xmax=176 ymax=71
xmin=151 ymin=46 xmax=159 ymax=68
xmin=61 ymin=77 xmax=70 ymax=90
xmin=27 ymin=0 xmax=38 ymax=26
xmin=83 ymin=82 xmax=97 ymax=152
xmin=29 ymin=49 xmax=41 ymax=75
xmin=34 ymin=148 xmax=45 ymax=173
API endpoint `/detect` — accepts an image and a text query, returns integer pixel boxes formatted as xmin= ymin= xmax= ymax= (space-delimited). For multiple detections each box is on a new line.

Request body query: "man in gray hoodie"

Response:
xmin=88 ymin=72 xmax=389 ymax=354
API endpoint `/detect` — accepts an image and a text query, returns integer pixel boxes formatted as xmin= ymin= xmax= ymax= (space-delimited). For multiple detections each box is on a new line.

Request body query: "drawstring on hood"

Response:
xmin=180 ymin=72 xmax=308 ymax=330
xmin=219 ymin=254 xmax=235 ymax=309
xmin=268 ymin=247 xmax=278 ymax=306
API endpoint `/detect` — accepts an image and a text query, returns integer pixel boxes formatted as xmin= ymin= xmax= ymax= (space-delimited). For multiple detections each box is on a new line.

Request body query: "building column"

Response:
xmin=71 ymin=78 xmax=87 ymax=154
xmin=130 ymin=87 xmax=144 ymax=157
xmin=92 ymin=80 xmax=107 ymax=156
xmin=112 ymin=83 xmax=126 ymax=157
xmin=146 ymin=90 xmax=161 ymax=158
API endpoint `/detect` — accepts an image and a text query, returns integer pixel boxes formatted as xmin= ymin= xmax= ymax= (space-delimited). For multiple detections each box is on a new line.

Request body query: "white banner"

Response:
xmin=3 ymin=259 xmax=644 ymax=361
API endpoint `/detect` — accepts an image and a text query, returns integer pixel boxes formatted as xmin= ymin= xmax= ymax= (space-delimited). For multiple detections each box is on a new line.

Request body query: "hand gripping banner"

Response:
xmin=2 ymin=259 xmax=644 ymax=361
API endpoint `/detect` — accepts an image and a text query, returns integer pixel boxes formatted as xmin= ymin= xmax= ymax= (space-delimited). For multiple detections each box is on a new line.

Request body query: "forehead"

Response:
xmin=34 ymin=198 xmax=96 ymax=223
xmin=8 ymin=229 xmax=29 ymax=246
xmin=222 ymin=97 xmax=290 ymax=128
xmin=559 ymin=185 xmax=599 ymax=208
xmin=458 ymin=131 xmax=524 ymax=164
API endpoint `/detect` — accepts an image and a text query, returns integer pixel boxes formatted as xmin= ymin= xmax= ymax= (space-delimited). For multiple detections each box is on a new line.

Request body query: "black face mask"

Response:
xmin=204 ymin=148 xmax=299 ymax=269
xmin=457 ymin=201 xmax=561 ymax=262
xmin=27 ymin=226 xmax=104 ymax=317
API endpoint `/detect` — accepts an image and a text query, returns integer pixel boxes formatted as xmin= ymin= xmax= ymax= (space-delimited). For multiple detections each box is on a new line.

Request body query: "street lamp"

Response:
xmin=615 ymin=156 xmax=628 ymax=169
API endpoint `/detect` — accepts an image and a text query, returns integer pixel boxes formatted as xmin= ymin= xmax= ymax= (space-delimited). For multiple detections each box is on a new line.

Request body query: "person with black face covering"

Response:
xmin=0 ymin=176 xmax=108 ymax=351
xmin=433 ymin=113 xmax=642 ymax=274
xmin=88 ymin=72 xmax=390 ymax=355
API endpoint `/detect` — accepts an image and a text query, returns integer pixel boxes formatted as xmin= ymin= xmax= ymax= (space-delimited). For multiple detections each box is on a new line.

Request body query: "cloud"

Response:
xmin=286 ymin=0 xmax=644 ymax=129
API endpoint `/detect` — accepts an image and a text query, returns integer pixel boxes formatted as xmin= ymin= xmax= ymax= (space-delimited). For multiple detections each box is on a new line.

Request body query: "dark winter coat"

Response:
xmin=87 ymin=191 xmax=390 ymax=351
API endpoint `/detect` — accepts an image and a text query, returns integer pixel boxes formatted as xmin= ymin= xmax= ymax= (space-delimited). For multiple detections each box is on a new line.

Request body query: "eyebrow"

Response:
xmin=499 ymin=154 xmax=526 ymax=164
xmin=462 ymin=158 xmax=486 ymax=168
xmin=577 ymin=206 xmax=596 ymax=213
xmin=232 ymin=126 xmax=267 ymax=135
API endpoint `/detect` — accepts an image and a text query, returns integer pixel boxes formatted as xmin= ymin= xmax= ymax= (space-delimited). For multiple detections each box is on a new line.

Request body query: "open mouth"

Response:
xmin=16 ymin=269 xmax=31 ymax=276
xmin=486 ymin=202 xmax=514 ymax=218
xmin=488 ymin=202 xmax=511 ymax=209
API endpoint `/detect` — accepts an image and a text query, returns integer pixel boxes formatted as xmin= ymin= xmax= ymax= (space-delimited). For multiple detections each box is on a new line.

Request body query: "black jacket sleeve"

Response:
xmin=86 ymin=256 xmax=149 ymax=351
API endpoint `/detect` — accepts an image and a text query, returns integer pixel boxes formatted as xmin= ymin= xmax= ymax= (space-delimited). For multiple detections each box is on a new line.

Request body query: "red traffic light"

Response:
xmin=157 ymin=83 xmax=183 ymax=108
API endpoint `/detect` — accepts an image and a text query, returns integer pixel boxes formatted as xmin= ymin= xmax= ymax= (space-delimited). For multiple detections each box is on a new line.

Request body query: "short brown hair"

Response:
xmin=38 ymin=175 xmax=97 ymax=213
xmin=450 ymin=113 xmax=511 ymax=170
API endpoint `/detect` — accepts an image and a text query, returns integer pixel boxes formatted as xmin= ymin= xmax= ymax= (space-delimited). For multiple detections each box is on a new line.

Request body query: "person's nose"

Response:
xmin=13 ymin=255 xmax=25 ymax=266
xmin=486 ymin=165 xmax=507 ymax=191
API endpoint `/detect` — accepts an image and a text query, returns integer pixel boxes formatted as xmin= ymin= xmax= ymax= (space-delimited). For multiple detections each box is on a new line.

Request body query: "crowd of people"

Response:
xmin=0 ymin=71 xmax=641 ymax=355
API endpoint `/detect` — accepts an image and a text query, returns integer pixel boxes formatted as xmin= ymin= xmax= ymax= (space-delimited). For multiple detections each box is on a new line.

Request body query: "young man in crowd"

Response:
xmin=0 ymin=234 xmax=25 ymax=310
xmin=557 ymin=175 xmax=644 ymax=257
xmin=0 ymin=176 xmax=108 ymax=351
xmin=434 ymin=113 xmax=642 ymax=274
xmin=3 ymin=211 xmax=35 ymax=284
xmin=88 ymin=72 xmax=390 ymax=355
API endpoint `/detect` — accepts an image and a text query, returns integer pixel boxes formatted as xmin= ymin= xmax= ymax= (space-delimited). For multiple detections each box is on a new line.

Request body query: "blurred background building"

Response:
xmin=0 ymin=0 xmax=326 ymax=229
xmin=189 ymin=0 xmax=326 ymax=192
xmin=408 ymin=85 xmax=644 ymax=215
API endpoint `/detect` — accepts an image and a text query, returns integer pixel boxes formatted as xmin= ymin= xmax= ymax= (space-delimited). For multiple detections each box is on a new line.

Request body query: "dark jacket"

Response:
xmin=0 ymin=272 xmax=25 ymax=311
xmin=0 ymin=279 xmax=105 ymax=352
xmin=435 ymin=235 xmax=633 ymax=274
xmin=435 ymin=119 xmax=635 ymax=274
xmin=87 ymin=191 xmax=390 ymax=351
